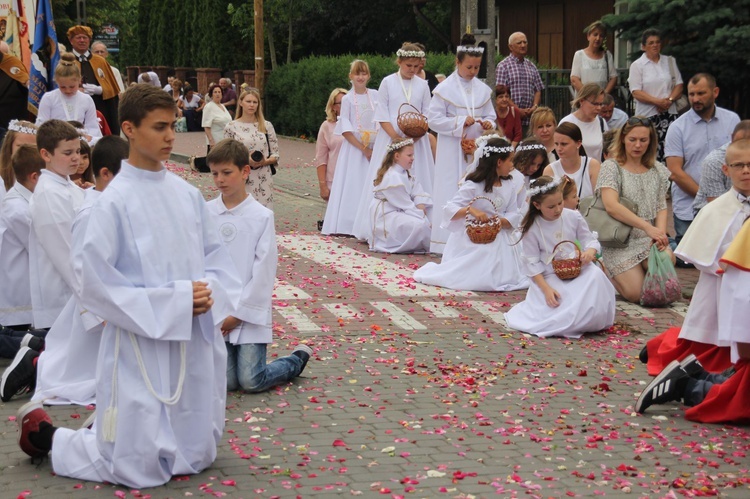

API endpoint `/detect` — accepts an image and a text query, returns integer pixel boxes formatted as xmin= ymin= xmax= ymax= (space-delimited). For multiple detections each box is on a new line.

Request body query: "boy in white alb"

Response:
xmin=16 ymin=84 xmax=242 ymax=489
xmin=206 ymin=139 xmax=312 ymax=392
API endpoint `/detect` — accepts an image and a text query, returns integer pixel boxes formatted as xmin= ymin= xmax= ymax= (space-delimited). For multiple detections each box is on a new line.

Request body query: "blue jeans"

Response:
xmin=669 ymin=215 xmax=692 ymax=251
xmin=225 ymin=342 xmax=304 ymax=393
xmin=683 ymin=372 xmax=729 ymax=407
xmin=0 ymin=326 xmax=46 ymax=359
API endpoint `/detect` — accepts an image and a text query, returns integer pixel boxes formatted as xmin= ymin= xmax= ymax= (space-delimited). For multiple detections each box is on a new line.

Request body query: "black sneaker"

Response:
xmin=638 ymin=345 xmax=648 ymax=364
xmin=317 ymin=220 xmax=324 ymax=231
xmin=20 ymin=333 xmax=45 ymax=352
xmin=0 ymin=346 xmax=38 ymax=402
xmin=679 ymin=354 xmax=706 ymax=379
xmin=291 ymin=345 xmax=313 ymax=375
xmin=635 ymin=360 xmax=688 ymax=413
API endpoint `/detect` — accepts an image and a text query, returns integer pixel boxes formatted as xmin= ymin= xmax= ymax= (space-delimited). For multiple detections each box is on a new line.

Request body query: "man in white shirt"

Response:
xmin=90 ymin=41 xmax=125 ymax=94
xmin=600 ymin=94 xmax=628 ymax=131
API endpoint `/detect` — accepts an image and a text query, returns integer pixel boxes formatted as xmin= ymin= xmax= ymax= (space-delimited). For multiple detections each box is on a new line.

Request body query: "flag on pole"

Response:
xmin=27 ymin=0 xmax=60 ymax=116
xmin=12 ymin=0 xmax=32 ymax=71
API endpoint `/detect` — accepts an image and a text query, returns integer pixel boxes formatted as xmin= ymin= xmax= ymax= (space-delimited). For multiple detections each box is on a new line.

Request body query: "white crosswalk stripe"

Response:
xmin=468 ymin=301 xmax=508 ymax=326
xmin=323 ymin=303 xmax=362 ymax=321
xmin=369 ymin=301 xmax=427 ymax=330
xmin=275 ymin=305 xmax=320 ymax=333
xmin=418 ymin=301 xmax=461 ymax=318
xmin=273 ymin=281 xmax=312 ymax=300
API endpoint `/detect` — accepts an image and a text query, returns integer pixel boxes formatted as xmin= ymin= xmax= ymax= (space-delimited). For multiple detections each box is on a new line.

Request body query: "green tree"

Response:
xmin=603 ymin=0 xmax=750 ymax=116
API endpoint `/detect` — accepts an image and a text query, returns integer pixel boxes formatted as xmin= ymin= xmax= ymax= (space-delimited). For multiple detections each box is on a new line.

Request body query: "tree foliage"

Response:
xmin=603 ymin=0 xmax=750 ymax=115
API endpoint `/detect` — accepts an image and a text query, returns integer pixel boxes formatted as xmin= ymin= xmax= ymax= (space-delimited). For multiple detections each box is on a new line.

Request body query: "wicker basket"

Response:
xmin=551 ymin=240 xmax=582 ymax=280
xmin=460 ymin=135 xmax=477 ymax=155
xmin=397 ymin=103 xmax=429 ymax=138
xmin=465 ymin=196 xmax=501 ymax=244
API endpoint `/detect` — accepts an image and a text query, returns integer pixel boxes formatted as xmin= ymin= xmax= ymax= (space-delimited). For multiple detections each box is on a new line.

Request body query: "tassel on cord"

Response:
xmin=103 ymin=329 xmax=121 ymax=442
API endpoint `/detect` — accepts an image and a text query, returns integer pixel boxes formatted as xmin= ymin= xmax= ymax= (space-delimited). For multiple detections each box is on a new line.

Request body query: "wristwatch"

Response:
xmin=668 ymin=97 xmax=674 ymax=102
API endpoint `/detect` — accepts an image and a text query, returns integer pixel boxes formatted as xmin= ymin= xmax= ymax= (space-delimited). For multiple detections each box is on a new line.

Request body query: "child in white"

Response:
xmin=505 ymin=176 xmax=615 ymax=338
xmin=414 ymin=137 xmax=528 ymax=291
xmin=429 ymin=34 xmax=496 ymax=254
xmin=322 ymin=59 xmax=379 ymax=236
xmin=352 ymin=43 xmax=435 ymax=241
xmin=369 ymin=139 xmax=431 ymax=253
xmin=207 ymin=139 xmax=312 ymax=392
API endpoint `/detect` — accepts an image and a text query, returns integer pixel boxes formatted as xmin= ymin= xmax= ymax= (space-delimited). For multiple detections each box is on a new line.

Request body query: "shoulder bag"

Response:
xmin=579 ymin=163 xmax=638 ymax=248
xmin=667 ymin=56 xmax=690 ymax=115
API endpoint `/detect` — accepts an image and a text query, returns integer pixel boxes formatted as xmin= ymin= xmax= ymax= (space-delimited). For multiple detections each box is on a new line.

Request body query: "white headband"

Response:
xmin=7 ymin=120 xmax=37 ymax=135
xmin=515 ymin=143 xmax=547 ymax=153
xmin=387 ymin=138 xmax=414 ymax=153
xmin=396 ymin=49 xmax=425 ymax=58
xmin=480 ymin=146 xmax=514 ymax=158
xmin=457 ymin=45 xmax=484 ymax=55
xmin=527 ymin=177 xmax=563 ymax=198
xmin=475 ymin=134 xmax=501 ymax=149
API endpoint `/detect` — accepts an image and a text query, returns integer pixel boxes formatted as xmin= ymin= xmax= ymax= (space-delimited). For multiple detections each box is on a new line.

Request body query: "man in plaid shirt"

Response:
xmin=495 ymin=32 xmax=544 ymax=128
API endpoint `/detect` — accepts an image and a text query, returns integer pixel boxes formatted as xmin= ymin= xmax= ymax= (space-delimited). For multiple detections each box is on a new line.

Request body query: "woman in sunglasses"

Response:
xmin=596 ymin=117 xmax=674 ymax=303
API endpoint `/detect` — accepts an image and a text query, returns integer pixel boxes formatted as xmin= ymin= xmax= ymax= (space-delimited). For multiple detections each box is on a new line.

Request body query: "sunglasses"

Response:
xmin=627 ymin=117 xmax=652 ymax=127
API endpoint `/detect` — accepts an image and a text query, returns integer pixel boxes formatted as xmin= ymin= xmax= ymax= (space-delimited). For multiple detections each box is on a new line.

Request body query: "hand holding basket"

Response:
xmin=465 ymin=196 xmax=502 ymax=244
xmin=551 ymin=240 xmax=582 ymax=280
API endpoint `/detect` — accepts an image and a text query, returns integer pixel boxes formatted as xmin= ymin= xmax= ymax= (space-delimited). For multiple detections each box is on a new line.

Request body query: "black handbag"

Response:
xmin=265 ymin=132 xmax=277 ymax=175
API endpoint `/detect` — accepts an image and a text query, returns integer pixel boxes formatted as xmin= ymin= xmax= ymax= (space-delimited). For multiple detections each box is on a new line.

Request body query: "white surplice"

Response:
xmin=675 ymin=190 xmax=748 ymax=346
xmin=28 ymin=170 xmax=85 ymax=328
xmin=504 ymin=209 xmax=615 ymax=338
xmin=368 ymin=165 xmax=432 ymax=254
xmin=428 ymin=72 xmax=496 ymax=254
xmin=51 ymin=162 xmax=241 ymax=489
xmin=207 ymin=194 xmax=277 ymax=345
xmin=413 ymin=178 xmax=528 ymax=291
xmin=35 ymin=89 xmax=102 ymax=145
xmin=0 ymin=182 xmax=33 ymax=326
xmin=322 ymin=88 xmax=379 ymax=236
xmin=33 ymin=188 xmax=103 ymax=406
xmin=351 ymin=73 xmax=434 ymax=241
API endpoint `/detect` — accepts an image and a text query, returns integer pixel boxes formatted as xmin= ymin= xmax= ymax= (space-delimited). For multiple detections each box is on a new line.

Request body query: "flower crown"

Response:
xmin=456 ymin=45 xmax=484 ymax=55
xmin=7 ymin=120 xmax=37 ymax=135
xmin=474 ymin=134 xmax=501 ymax=149
xmin=527 ymin=177 xmax=563 ymax=198
xmin=480 ymin=145 xmax=514 ymax=158
xmin=515 ymin=142 xmax=547 ymax=153
xmin=76 ymin=128 xmax=88 ymax=137
xmin=387 ymin=138 xmax=414 ymax=153
xmin=396 ymin=49 xmax=425 ymax=59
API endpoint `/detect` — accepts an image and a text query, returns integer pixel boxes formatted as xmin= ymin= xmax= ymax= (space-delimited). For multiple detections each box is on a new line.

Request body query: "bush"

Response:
xmin=265 ymin=52 xmax=458 ymax=138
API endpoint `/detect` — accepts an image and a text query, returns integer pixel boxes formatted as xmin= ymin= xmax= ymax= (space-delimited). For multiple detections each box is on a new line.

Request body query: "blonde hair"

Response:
xmin=0 ymin=121 xmax=38 ymax=190
xmin=325 ymin=88 xmax=347 ymax=122
xmin=54 ymin=52 xmax=82 ymax=81
xmin=561 ymin=175 xmax=578 ymax=200
xmin=349 ymin=59 xmax=370 ymax=77
xmin=373 ymin=141 xmax=413 ymax=186
xmin=571 ymin=82 xmax=604 ymax=110
xmin=611 ymin=117 xmax=658 ymax=168
xmin=235 ymin=88 xmax=267 ymax=133
xmin=527 ymin=106 xmax=556 ymax=138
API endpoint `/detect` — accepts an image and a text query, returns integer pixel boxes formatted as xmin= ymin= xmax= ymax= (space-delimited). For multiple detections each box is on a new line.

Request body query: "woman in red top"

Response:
xmin=494 ymin=85 xmax=522 ymax=147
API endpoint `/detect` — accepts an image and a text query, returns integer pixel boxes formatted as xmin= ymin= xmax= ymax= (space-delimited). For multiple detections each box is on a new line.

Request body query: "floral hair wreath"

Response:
xmin=76 ymin=128 xmax=88 ymax=137
xmin=456 ymin=45 xmax=485 ymax=55
xmin=396 ymin=49 xmax=425 ymax=59
xmin=7 ymin=120 xmax=37 ymax=135
xmin=527 ymin=177 xmax=563 ymax=198
xmin=515 ymin=142 xmax=547 ymax=153
xmin=480 ymin=145 xmax=514 ymax=158
xmin=475 ymin=134 xmax=502 ymax=149
xmin=387 ymin=138 xmax=414 ymax=153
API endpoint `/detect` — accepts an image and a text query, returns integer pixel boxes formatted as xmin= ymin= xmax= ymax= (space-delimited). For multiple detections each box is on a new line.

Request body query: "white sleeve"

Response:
xmin=83 ymin=97 xmax=103 ymax=143
xmin=428 ymin=93 xmax=465 ymax=137
xmin=571 ymin=50 xmax=582 ymax=78
xmin=233 ymin=215 xmax=277 ymax=326
xmin=35 ymin=92 xmax=54 ymax=124
xmin=31 ymin=188 xmax=78 ymax=292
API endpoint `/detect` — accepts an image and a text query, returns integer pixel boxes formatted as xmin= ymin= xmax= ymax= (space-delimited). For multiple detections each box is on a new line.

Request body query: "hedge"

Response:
xmin=265 ymin=52 xmax=457 ymax=138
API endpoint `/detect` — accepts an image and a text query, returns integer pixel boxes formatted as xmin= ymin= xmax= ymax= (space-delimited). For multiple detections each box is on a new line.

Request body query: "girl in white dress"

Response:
xmin=413 ymin=137 xmax=528 ymax=292
xmin=322 ymin=60 xmax=379 ymax=236
xmin=351 ymin=43 xmax=434 ymax=241
xmin=36 ymin=53 xmax=102 ymax=145
xmin=513 ymin=139 xmax=549 ymax=190
xmin=504 ymin=176 xmax=615 ymax=338
xmin=369 ymin=139 xmax=431 ymax=253
xmin=428 ymin=34 xmax=496 ymax=254
xmin=543 ymin=122 xmax=600 ymax=200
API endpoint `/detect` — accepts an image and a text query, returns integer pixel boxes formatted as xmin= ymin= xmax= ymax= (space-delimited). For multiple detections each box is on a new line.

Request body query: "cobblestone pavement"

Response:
xmin=1 ymin=133 xmax=748 ymax=498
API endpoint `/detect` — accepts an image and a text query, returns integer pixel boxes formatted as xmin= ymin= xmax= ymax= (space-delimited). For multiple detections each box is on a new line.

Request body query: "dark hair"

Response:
xmin=495 ymin=84 xmax=510 ymax=98
xmin=37 ymin=119 xmax=80 ymax=154
xmin=119 ymin=83 xmax=176 ymax=127
xmin=456 ymin=33 xmax=478 ymax=62
xmin=641 ymin=28 xmax=661 ymax=46
xmin=465 ymin=137 xmax=514 ymax=193
xmin=11 ymin=144 xmax=44 ymax=181
xmin=518 ymin=176 xmax=562 ymax=238
xmin=208 ymin=83 xmax=224 ymax=99
xmin=74 ymin=139 xmax=94 ymax=182
xmin=207 ymin=138 xmax=250 ymax=170
xmin=688 ymin=72 xmax=716 ymax=89
xmin=513 ymin=138 xmax=549 ymax=176
xmin=91 ymin=135 xmax=129 ymax=177
xmin=555 ymin=122 xmax=586 ymax=156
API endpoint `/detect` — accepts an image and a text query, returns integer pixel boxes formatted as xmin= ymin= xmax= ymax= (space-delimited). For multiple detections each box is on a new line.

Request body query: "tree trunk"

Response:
xmin=286 ymin=17 xmax=293 ymax=64
xmin=267 ymin=23 xmax=278 ymax=71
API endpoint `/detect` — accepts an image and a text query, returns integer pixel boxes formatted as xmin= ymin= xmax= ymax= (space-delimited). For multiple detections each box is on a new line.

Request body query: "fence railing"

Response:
xmin=538 ymin=68 xmax=635 ymax=119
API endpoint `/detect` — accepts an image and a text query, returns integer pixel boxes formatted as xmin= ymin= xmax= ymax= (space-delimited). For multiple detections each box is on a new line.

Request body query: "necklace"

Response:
xmin=352 ymin=89 xmax=375 ymax=131
xmin=398 ymin=74 xmax=413 ymax=104
xmin=459 ymin=77 xmax=475 ymax=119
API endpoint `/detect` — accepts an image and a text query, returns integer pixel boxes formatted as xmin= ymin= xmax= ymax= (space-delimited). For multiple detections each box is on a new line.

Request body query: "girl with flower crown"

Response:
xmin=428 ymin=33 xmax=496 ymax=254
xmin=368 ymin=139 xmax=432 ymax=253
xmin=413 ymin=137 xmax=528 ymax=291
xmin=351 ymin=42 xmax=435 ymax=241
xmin=504 ymin=176 xmax=615 ymax=338
xmin=322 ymin=59 xmax=379 ymax=236
xmin=513 ymin=138 xmax=549 ymax=190
xmin=0 ymin=120 xmax=39 ymax=198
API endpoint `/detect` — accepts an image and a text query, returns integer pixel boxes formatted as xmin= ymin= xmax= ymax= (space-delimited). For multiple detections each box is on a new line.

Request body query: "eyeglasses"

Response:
xmin=627 ymin=117 xmax=652 ymax=127
xmin=586 ymin=99 xmax=605 ymax=107
xmin=333 ymin=101 xmax=343 ymax=106
xmin=728 ymin=162 xmax=750 ymax=171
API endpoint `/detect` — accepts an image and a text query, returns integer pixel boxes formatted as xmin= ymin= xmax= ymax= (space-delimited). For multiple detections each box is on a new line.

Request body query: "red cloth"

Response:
xmin=97 ymin=110 xmax=112 ymax=136
xmin=646 ymin=327 xmax=732 ymax=375
xmin=685 ymin=360 xmax=750 ymax=424
xmin=495 ymin=106 xmax=522 ymax=143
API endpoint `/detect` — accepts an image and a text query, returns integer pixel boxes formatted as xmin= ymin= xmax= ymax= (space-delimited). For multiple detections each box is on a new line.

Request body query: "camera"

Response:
xmin=251 ymin=150 xmax=264 ymax=162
